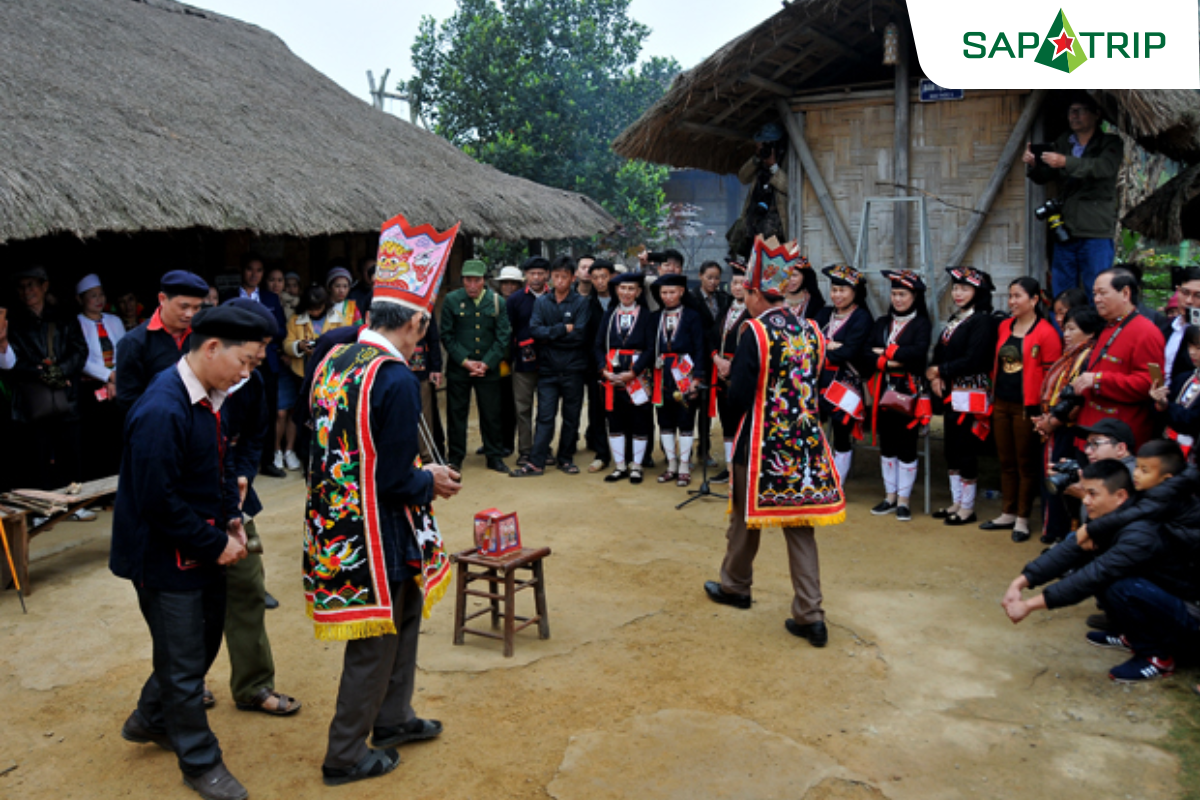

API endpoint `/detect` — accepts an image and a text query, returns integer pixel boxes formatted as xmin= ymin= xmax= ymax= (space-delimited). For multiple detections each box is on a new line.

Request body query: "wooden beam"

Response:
xmin=1026 ymin=113 xmax=1048 ymax=284
xmin=775 ymin=98 xmax=856 ymax=261
xmin=679 ymin=120 xmax=747 ymax=141
xmin=944 ymin=89 xmax=1050 ymax=279
xmin=808 ymin=26 xmax=863 ymax=61
xmin=742 ymin=72 xmax=792 ymax=97
xmin=893 ymin=19 xmax=910 ymax=270
xmin=787 ymin=111 xmax=805 ymax=252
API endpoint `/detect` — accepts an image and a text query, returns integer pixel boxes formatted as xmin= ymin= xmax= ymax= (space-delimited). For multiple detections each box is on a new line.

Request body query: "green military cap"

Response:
xmin=461 ymin=259 xmax=488 ymax=278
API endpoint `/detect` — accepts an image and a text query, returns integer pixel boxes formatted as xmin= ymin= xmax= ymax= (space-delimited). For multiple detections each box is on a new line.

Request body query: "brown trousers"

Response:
xmin=992 ymin=398 xmax=1040 ymax=517
xmin=719 ymin=465 xmax=824 ymax=624
xmin=512 ymin=372 xmax=539 ymax=458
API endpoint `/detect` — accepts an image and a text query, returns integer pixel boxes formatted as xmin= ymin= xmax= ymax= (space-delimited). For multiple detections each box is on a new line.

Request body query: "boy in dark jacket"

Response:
xmin=1003 ymin=447 xmax=1200 ymax=683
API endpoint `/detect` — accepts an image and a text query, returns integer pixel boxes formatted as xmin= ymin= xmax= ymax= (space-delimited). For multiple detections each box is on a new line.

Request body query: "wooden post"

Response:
xmin=787 ymin=111 xmax=805 ymax=253
xmin=776 ymin=99 xmax=856 ymax=262
xmin=893 ymin=20 xmax=910 ymax=270
xmin=944 ymin=90 xmax=1049 ymax=285
xmin=1026 ymin=114 xmax=1048 ymax=284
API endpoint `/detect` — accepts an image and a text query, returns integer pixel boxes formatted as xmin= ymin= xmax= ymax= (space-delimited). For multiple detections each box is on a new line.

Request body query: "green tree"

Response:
xmin=402 ymin=0 xmax=679 ymax=249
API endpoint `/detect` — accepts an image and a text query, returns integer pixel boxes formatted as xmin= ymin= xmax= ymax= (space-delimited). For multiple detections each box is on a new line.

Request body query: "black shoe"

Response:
xmin=1087 ymin=613 xmax=1112 ymax=631
xmin=711 ymin=469 xmax=730 ymax=484
xmin=183 ymin=762 xmax=248 ymax=800
xmin=643 ymin=457 xmax=657 ymax=469
xmin=486 ymin=458 xmax=511 ymax=475
xmin=944 ymin=511 xmax=977 ymax=526
xmin=785 ymin=618 xmax=829 ymax=648
xmin=896 ymin=505 xmax=912 ymax=522
xmin=931 ymin=507 xmax=953 ymax=520
xmin=121 ymin=712 xmax=173 ymax=752
xmin=503 ymin=448 xmax=514 ymax=457
xmin=979 ymin=519 xmax=1016 ymax=530
xmin=870 ymin=499 xmax=897 ymax=516
xmin=259 ymin=463 xmax=287 ymax=479
xmin=264 ymin=591 xmax=279 ymax=610
xmin=1011 ymin=528 xmax=1031 ymax=543
xmin=604 ymin=467 xmax=630 ymax=483
xmin=629 ymin=467 xmax=645 ymax=485
xmin=475 ymin=445 xmax=486 ymax=455
xmin=322 ymin=748 xmax=400 ymax=787
xmin=371 ymin=718 xmax=443 ymax=748
xmin=704 ymin=580 xmax=751 ymax=609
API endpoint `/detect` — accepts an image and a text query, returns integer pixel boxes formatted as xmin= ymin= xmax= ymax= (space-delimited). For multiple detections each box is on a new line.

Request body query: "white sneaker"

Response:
xmin=70 ymin=509 xmax=97 ymax=522
xmin=273 ymin=450 xmax=285 ymax=471
xmin=284 ymin=451 xmax=302 ymax=471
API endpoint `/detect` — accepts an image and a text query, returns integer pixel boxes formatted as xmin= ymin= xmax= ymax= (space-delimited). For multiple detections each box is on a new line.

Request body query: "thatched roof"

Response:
xmin=1122 ymin=164 xmax=1200 ymax=244
xmin=0 ymin=0 xmax=616 ymax=245
xmin=612 ymin=0 xmax=1200 ymax=174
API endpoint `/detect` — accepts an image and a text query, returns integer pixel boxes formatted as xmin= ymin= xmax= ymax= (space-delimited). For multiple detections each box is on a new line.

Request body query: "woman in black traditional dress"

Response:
xmin=594 ymin=273 xmax=655 ymax=484
xmin=926 ymin=267 xmax=997 ymax=526
xmin=813 ymin=264 xmax=873 ymax=484
xmin=867 ymin=270 xmax=933 ymax=522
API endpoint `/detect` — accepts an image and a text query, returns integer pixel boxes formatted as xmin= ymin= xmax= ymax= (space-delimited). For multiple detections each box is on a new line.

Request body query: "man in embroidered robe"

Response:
xmin=703 ymin=236 xmax=846 ymax=648
xmin=306 ymin=214 xmax=462 ymax=787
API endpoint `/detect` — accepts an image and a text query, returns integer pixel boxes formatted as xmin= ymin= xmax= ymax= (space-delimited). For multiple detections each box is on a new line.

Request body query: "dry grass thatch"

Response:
xmin=1122 ymin=163 xmax=1200 ymax=245
xmin=612 ymin=0 xmax=1200 ymax=175
xmin=0 ymin=0 xmax=616 ymax=245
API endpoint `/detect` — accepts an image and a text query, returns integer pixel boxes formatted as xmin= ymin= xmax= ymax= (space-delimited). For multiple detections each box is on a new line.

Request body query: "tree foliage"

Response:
xmin=402 ymin=0 xmax=679 ymax=248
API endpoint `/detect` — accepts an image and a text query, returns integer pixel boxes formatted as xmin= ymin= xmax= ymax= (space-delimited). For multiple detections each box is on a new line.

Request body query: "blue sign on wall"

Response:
xmin=919 ymin=80 xmax=964 ymax=102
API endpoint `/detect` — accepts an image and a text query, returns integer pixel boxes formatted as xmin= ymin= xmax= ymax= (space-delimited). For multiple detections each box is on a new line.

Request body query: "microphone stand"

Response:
xmin=676 ymin=385 xmax=726 ymax=510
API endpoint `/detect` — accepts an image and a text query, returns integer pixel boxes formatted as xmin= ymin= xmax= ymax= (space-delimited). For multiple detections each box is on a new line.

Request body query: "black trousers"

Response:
xmin=445 ymin=374 xmax=504 ymax=465
xmin=531 ymin=371 xmax=585 ymax=469
xmin=79 ymin=379 xmax=124 ymax=480
xmin=325 ymin=578 xmax=422 ymax=770
xmin=585 ymin=373 xmax=610 ymax=461
xmin=657 ymin=394 xmax=698 ymax=435
xmin=258 ymin=367 xmax=279 ymax=468
xmin=499 ymin=375 xmax=516 ymax=452
xmin=15 ymin=416 xmax=81 ymax=490
xmin=605 ymin=390 xmax=653 ymax=437
xmin=134 ymin=581 xmax=227 ymax=777
xmin=824 ymin=411 xmax=855 ymax=452
xmin=877 ymin=409 xmax=919 ymax=462
xmin=943 ymin=411 xmax=980 ymax=480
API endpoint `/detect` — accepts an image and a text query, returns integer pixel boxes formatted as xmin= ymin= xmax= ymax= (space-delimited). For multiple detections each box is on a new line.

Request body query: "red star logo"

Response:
xmin=1050 ymin=31 xmax=1075 ymax=58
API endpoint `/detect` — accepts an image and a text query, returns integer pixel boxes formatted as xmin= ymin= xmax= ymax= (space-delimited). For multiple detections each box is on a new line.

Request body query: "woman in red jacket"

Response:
xmin=982 ymin=277 xmax=1062 ymax=542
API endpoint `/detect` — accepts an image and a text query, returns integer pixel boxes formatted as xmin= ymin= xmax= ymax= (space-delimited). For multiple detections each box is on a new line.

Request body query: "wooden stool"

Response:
xmin=451 ymin=546 xmax=550 ymax=657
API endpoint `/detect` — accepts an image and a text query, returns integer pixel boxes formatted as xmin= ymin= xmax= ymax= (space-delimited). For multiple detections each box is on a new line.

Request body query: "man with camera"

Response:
xmin=1049 ymin=419 xmax=1135 ymax=525
xmin=727 ymin=123 xmax=790 ymax=260
xmin=1164 ymin=267 xmax=1200 ymax=384
xmin=1024 ymin=93 xmax=1123 ymax=297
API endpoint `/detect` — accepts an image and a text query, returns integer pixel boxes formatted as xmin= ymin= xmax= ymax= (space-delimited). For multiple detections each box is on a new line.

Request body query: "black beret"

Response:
xmin=520 ymin=256 xmax=551 ymax=272
xmin=655 ymin=274 xmax=688 ymax=288
xmin=221 ymin=297 xmax=279 ymax=337
xmin=609 ymin=273 xmax=646 ymax=287
xmin=191 ymin=305 xmax=275 ymax=342
xmin=160 ymin=270 xmax=210 ymax=298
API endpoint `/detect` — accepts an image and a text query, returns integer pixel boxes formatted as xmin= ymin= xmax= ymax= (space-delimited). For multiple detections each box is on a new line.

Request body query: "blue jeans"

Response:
xmin=1051 ymin=237 xmax=1115 ymax=298
xmin=1103 ymin=577 xmax=1200 ymax=660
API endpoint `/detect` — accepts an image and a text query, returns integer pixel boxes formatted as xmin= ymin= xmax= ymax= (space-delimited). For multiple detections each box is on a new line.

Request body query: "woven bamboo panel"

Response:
xmin=798 ymin=93 xmax=1028 ymax=312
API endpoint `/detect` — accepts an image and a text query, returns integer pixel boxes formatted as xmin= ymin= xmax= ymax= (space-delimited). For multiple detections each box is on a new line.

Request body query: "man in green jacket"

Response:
xmin=441 ymin=259 xmax=512 ymax=474
xmin=1024 ymin=91 xmax=1123 ymax=297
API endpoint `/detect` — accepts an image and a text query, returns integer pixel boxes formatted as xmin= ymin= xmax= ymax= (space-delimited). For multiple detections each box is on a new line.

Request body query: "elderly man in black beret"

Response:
xmin=112 ymin=303 xmax=274 ymax=800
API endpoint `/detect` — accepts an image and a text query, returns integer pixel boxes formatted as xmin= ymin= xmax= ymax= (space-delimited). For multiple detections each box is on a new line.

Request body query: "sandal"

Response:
xmin=236 ymin=687 xmax=302 ymax=716
xmin=322 ymin=747 xmax=400 ymax=787
xmin=676 ymin=473 xmax=692 ymax=487
xmin=509 ymin=464 xmax=544 ymax=478
xmin=657 ymin=470 xmax=678 ymax=484
xmin=557 ymin=461 xmax=580 ymax=475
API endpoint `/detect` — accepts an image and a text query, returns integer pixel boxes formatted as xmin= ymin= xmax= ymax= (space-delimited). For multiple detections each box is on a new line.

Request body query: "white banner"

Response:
xmin=907 ymin=0 xmax=1199 ymax=89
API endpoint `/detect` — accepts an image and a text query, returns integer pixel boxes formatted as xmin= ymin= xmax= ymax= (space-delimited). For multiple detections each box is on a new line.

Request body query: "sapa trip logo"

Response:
xmin=963 ymin=8 xmax=1166 ymax=73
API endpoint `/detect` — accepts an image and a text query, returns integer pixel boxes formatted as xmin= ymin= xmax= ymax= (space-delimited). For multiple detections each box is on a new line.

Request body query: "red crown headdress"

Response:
xmin=372 ymin=214 xmax=461 ymax=312
xmin=747 ymin=236 xmax=805 ymax=297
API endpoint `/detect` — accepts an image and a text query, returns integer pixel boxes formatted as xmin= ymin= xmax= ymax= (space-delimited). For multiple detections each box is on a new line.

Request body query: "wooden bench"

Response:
xmin=451 ymin=546 xmax=551 ymax=657
xmin=0 ymin=476 xmax=119 ymax=597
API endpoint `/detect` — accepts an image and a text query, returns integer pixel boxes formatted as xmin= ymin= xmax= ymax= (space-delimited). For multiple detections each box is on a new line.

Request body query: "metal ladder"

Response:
xmin=852 ymin=195 xmax=939 ymax=515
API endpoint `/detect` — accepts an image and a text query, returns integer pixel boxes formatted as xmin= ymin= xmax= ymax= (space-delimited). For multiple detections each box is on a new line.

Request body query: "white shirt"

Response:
xmin=0 ymin=344 xmax=14 ymax=370
xmin=177 ymin=357 xmax=227 ymax=412
xmin=77 ymin=312 xmax=126 ymax=382
xmin=240 ymin=286 xmax=261 ymax=303
xmin=1166 ymin=315 xmax=1187 ymax=384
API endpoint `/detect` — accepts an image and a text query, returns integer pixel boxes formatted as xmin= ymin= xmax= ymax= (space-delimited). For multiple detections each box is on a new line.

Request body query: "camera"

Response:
xmin=1045 ymin=458 xmax=1082 ymax=495
xmin=1049 ymin=384 xmax=1084 ymax=422
xmin=1189 ymin=306 xmax=1200 ymax=328
xmin=1034 ymin=198 xmax=1070 ymax=244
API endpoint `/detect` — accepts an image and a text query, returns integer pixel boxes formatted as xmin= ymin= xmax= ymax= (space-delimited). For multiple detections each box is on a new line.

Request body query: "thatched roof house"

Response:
xmin=0 ymin=0 xmax=615 ymax=248
xmin=613 ymin=0 xmax=1200 ymax=304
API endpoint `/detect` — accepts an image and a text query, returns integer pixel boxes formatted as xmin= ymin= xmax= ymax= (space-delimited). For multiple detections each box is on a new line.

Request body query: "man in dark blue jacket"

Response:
xmin=112 ymin=304 xmax=274 ymax=800
xmin=1002 ymin=455 xmax=1200 ymax=683
xmin=115 ymin=270 xmax=207 ymax=409
xmin=506 ymin=257 xmax=550 ymax=467
xmin=511 ymin=256 xmax=591 ymax=476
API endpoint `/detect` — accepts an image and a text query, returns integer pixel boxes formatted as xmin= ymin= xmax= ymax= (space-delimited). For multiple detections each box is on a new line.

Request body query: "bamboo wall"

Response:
xmin=796 ymin=91 xmax=1030 ymax=313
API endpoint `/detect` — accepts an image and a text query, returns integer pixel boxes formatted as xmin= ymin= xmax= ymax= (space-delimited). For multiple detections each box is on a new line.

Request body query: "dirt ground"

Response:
xmin=1 ymin=430 xmax=1196 ymax=799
